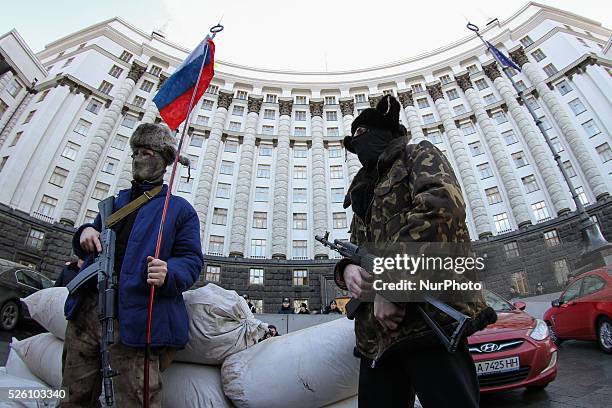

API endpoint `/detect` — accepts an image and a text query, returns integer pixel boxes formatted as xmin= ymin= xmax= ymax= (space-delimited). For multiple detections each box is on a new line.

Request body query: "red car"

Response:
xmin=544 ymin=267 xmax=612 ymax=354
xmin=468 ymin=291 xmax=558 ymax=393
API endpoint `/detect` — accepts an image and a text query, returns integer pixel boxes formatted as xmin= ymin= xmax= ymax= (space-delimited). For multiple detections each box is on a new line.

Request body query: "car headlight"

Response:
xmin=529 ymin=319 xmax=549 ymax=341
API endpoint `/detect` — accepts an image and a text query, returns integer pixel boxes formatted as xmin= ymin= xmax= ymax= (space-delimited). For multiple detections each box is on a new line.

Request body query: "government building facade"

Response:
xmin=0 ymin=2 xmax=611 ymax=312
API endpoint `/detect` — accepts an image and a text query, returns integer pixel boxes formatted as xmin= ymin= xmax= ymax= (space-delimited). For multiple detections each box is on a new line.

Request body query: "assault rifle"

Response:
xmin=315 ymin=232 xmax=471 ymax=353
xmin=66 ymin=196 xmax=117 ymax=406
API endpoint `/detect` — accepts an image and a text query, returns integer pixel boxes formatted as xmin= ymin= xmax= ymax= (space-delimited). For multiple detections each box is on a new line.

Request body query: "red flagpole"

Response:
xmin=143 ymin=24 xmax=223 ymax=408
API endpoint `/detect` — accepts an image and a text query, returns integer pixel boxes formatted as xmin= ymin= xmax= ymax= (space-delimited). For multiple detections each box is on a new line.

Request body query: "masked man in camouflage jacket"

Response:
xmin=334 ymin=95 xmax=495 ymax=408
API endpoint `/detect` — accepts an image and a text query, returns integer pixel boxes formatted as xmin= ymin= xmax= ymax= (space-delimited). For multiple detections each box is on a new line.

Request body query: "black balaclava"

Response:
xmin=350 ymin=127 xmax=396 ymax=170
xmin=131 ymin=149 xmax=166 ymax=184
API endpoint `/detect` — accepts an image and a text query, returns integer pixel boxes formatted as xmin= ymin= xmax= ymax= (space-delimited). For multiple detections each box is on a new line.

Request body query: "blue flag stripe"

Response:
xmin=486 ymin=41 xmax=521 ymax=71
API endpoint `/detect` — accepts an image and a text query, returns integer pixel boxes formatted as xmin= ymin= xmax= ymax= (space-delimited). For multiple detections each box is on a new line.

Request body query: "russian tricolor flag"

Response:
xmin=154 ymin=36 xmax=215 ymax=130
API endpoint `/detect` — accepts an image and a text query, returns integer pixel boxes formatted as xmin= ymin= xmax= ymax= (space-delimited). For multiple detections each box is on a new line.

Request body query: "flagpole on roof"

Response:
xmin=142 ymin=22 xmax=224 ymax=408
xmin=466 ymin=23 xmax=610 ymax=267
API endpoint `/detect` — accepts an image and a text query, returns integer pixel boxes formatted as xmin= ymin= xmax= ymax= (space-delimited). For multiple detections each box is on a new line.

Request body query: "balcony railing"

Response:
xmin=31 ymin=212 xmax=55 ymax=224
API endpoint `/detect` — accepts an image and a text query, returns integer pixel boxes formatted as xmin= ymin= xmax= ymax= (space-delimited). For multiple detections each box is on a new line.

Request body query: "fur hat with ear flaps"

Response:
xmin=344 ymin=94 xmax=404 ymax=153
xmin=130 ymin=123 xmax=190 ymax=167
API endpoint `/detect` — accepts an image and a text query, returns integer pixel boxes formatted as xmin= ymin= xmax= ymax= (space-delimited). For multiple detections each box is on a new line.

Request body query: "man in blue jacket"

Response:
xmin=61 ymin=123 xmax=204 ymax=407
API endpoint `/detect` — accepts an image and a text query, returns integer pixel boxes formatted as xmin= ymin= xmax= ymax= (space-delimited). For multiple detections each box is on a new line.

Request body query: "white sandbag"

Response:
xmin=11 ymin=333 xmax=63 ymax=388
xmin=21 ymin=287 xmax=68 ymax=340
xmin=222 ymin=318 xmax=359 ymax=408
xmin=160 ymin=363 xmax=233 ymax=408
xmin=175 ymin=284 xmax=268 ymax=365
xmin=0 ymin=371 xmax=55 ymax=408
xmin=6 ymin=341 xmax=46 ymax=385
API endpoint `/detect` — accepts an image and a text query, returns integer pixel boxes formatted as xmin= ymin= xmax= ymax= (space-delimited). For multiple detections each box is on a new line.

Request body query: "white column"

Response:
xmin=397 ymin=90 xmax=426 ymax=144
xmin=0 ymin=71 xmax=14 ymax=94
xmin=339 ymin=97 xmax=361 ymax=183
xmin=0 ymin=71 xmax=16 ymax=132
xmin=193 ymin=90 xmax=232 ymax=241
xmin=0 ymin=90 xmax=34 ymax=148
xmin=427 ymin=82 xmax=492 ymax=238
xmin=60 ymin=61 xmax=146 ymax=225
xmin=310 ymin=99 xmax=329 ymax=259
xmin=510 ymin=47 xmax=609 ymax=201
xmin=456 ymin=73 xmax=532 ymax=228
xmin=271 ymin=98 xmax=292 ymax=259
xmin=484 ymin=62 xmax=571 ymax=215
xmin=229 ymin=96 xmax=262 ymax=257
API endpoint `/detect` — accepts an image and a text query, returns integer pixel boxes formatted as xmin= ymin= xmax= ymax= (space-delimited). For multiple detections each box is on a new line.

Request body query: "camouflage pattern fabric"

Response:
xmin=59 ymin=294 xmax=176 ymax=407
xmin=334 ymin=137 xmax=491 ymax=362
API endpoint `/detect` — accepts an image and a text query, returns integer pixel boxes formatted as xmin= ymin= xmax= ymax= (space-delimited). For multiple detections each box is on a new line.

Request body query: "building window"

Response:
xmin=49 ymin=166 xmax=69 ymax=187
xmin=7 ymin=80 xmax=23 ymax=98
xmin=294 ymin=127 xmax=306 ymax=136
xmin=218 ymin=161 xmax=233 ymax=176
xmin=86 ymin=99 xmax=102 ymax=114
xmin=582 ymin=119 xmax=600 ymax=137
xmin=466 ymin=64 xmax=479 ymax=74
xmin=469 ymin=141 xmax=483 ymax=156
xmin=474 ymin=79 xmax=489 ymax=91
xmin=37 ymin=195 xmax=58 ymax=217
xmin=417 ymin=98 xmax=429 ymax=108
xmin=293 ymin=213 xmax=307 ymax=229
xmin=235 ymin=90 xmax=248 ymax=100
xmin=0 ymin=156 xmax=8 ymax=172
xmin=249 ymin=267 xmax=264 ymax=284
xmin=74 ymin=119 xmax=91 ymax=136
xmin=201 ymin=99 xmax=214 ymax=111
xmin=411 ymin=84 xmax=423 ymax=93
xmin=228 ymin=121 xmax=241 ymax=131
xmin=293 ymin=165 xmax=307 ymax=179
xmin=439 ymin=74 xmax=452 ymax=84
xmin=216 ymin=183 xmax=231 ymax=198
xmin=26 ymin=229 xmax=45 ymax=250
xmin=0 ymin=99 xmax=8 ymax=119
xmin=257 ymin=164 xmax=271 ymax=178
xmin=253 ymin=212 xmax=267 ymax=229
xmin=293 ymin=188 xmax=307 ymax=203
xmin=328 ymin=145 xmax=342 ymax=158
xmin=556 ymin=80 xmax=572 ymax=95
xmin=520 ymin=35 xmax=534 ymax=47
xmin=292 ymin=240 xmax=308 ymax=259
xmin=563 ymin=160 xmax=576 ymax=177
xmin=294 ymin=111 xmax=307 ymax=121
xmin=293 ymin=270 xmax=308 ymax=286
xmin=265 ymin=94 xmax=277 ymax=103
xmin=543 ymin=64 xmax=558 ymax=77
xmin=232 ymin=105 xmax=245 ymax=116
xmin=98 ymin=81 xmax=113 ymax=94
xmin=326 ymin=111 xmax=338 ymax=121
xmin=512 ymin=151 xmax=528 ymax=168
xmin=294 ymin=147 xmax=308 ymax=158
xmin=101 ymin=157 xmax=118 ymax=174
xmin=23 ymin=110 xmax=36 ymax=124
xmin=61 ymin=141 xmax=80 ymax=160
xmin=212 ymin=208 xmax=228 ymax=225
xmin=330 ymin=165 xmax=343 ymax=179
xmin=483 ymin=94 xmax=496 ymax=104
xmin=149 ymin=65 xmax=162 ymax=76
xmin=108 ymin=136 xmax=127 ymax=152
xmin=522 ymin=175 xmax=539 ymax=193
xmin=453 ymin=105 xmax=466 ymax=116
xmin=133 ymin=96 xmax=146 ymax=108
xmin=333 ymin=212 xmax=347 ymax=229
xmin=250 ymin=240 xmax=266 ymax=258
xmin=324 ymin=96 xmax=337 ymax=105
xmin=511 ymin=270 xmax=529 ymax=296
xmin=92 ymin=182 xmax=110 ymax=200
xmin=208 ymin=235 xmax=224 ymax=255
xmin=205 ymin=265 xmax=221 ymax=282
xmin=426 ymin=130 xmax=442 ymax=144
xmin=485 ymin=187 xmax=502 ymax=205
xmin=119 ymin=50 xmax=133 ymax=62
xmin=462 ymin=123 xmax=476 ymax=135
xmin=139 ymin=80 xmax=154 ymax=93
xmin=225 ymin=140 xmax=239 ymax=153
xmin=190 ymin=135 xmax=204 ymax=148
xmin=552 ymin=259 xmax=571 ymax=286
xmin=543 ymin=230 xmax=560 ymax=247
xmin=37 ymin=90 xmax=50 ymax=103
xmin=196 ymin=115 xmax=209 ymax=126
xmin=121 ymin=114 xmax=138 ymax=129
xmin=422 ymin=114 xmax=435 ymax=124
xmin=502 ymin=130 xmax=517 ymax=145
xmin=568 ymin=98 xmax=586 ymax=115
xmin=263 ymin=109 xmax=276 ymax=119
xmin=294 ymin=95 xmax=307 ymax=104
xmin=9 ymin=132 xmax=22 ymax=147
xmin=478 ymin=162 xmax=493 ymax=179
xmin=504 ymin=241 xmax=520 ymax=259
xmin=596 ymin=143 xmax=612 ymax=162
xmin=255 ymin=186 xmax=269 ymax=202
xmin=538 ymin=116 xmax=552 ymax=131
xmin=516 ymin=81 xmax=527 ymax=92
xmin=108 ymin=65 xmax=123 ymax=78
xmin=327 ymin=127 xmax=340 ymax=137
xmin=532 ymin=201 xmax=550 ymax=222
xmin=493 ymin=213 xmax=511 ymax=233
xmin=262 ymin=125 xmax=274 ymax=135
xmin=525 ymin=96 xmax=540 ymax=111
xmin=188 ymin=154 xmax=198 ymax=171
xmin=551 ymin=137 xmax=563 ymax=153
xmin=332 ymin=187 xmax=344 ymax=203
xmin=354 ymin=93 xmax=366 ymax=103
xmin=492 ymin=111 xmax=508 ymax=124
xmin=531 ymin=49 xmax=546 ymax=62
xmin=446 ymin=89 xmax=459 ymax=100
xmin=575 ymin=186 xmax=589 ymax=206
xmin=206 ymin=84 xmax=219 ymax=95
xmin=84 ymin=210 xmax=98 ymax=224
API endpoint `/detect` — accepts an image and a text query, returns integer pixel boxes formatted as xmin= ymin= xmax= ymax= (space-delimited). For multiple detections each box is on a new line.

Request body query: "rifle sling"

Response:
xmin=105 ymin=185 xmax=163 ymax=228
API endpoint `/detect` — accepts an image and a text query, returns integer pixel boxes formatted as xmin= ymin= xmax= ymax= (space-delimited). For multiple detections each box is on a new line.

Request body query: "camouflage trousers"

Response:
xmin=59 ymin=295 xmax=176 ymax=408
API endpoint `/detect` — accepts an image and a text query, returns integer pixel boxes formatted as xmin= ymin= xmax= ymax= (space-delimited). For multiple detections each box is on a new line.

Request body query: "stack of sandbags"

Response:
xmin=221 ymin=318 xmax=360 ymax=408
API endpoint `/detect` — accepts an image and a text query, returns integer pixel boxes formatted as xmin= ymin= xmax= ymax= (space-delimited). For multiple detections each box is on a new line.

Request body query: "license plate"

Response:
xmin=476 ymin=356 xmax=520 ymax=376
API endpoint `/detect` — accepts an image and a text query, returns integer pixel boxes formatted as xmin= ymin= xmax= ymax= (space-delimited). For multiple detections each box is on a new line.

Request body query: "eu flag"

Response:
xmin=486 ymin=41 xmax=521 ymax=71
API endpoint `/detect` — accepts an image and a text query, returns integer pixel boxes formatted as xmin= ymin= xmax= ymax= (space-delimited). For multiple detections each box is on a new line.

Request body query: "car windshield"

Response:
xmin=484 ymin=291 xmax=514 ymax=312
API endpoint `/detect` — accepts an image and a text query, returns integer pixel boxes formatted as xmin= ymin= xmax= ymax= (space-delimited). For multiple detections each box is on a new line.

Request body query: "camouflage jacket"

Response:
xmin=334 ymin=137 xmax=492 ymax=362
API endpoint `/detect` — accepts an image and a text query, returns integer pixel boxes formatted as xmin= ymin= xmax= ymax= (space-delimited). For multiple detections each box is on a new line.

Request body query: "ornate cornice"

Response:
xmin=126 ymin=60 xmax=147 ymax=83
xmin=279 ymin=97 xmax=293 ymax=116
xmin=309 ymin=99 xmax=324 ymax=117
xmin=368 ymin=95 xmax=382 ymax=108
xmin=426 ymin=83 xmax=443 ymax=101
xmin=339 ymin=98 xmax=354 ymax=116
xmin=455 ymin=73 xmax=473 ymax=92
xmin=247 ymin=95 xmax=263 ymax=113
xmin=157 ymin=73 xmax=168 ymax=90
xmin=217 ymin=90 xmax=233 ymax=110
xmin=397 ymin=90 xmax=414 ymax=108
xmin=509 ymin=47 xmax=529 ymax=68
xmin=483 ymin=62 xmax=502 ymax=81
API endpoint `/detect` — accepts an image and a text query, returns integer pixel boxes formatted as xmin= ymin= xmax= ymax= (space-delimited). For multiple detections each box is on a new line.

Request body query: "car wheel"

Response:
xmin=546 ymin=321 xmax=563 ymax=346
xmin=526 ymin=382 xmax=550 ymax=391
xmin=0 ymin=300 xmax=20 ymax=331
xmin=596 ymin=317 xmax=612 ymax=354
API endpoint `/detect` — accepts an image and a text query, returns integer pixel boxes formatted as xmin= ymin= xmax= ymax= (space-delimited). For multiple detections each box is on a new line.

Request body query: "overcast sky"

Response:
xmin=3 ymin=0 xmax=610 ymax=71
